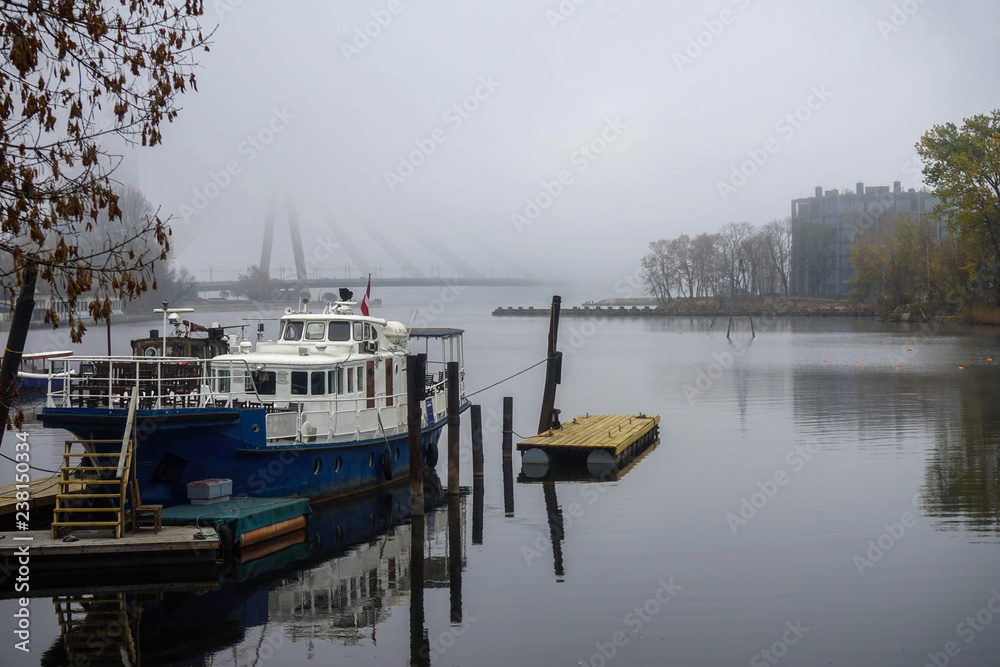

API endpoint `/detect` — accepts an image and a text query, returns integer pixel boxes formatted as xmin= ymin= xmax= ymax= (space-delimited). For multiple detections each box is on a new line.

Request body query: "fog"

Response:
xmin=120 ymin=0 xmax=999 ymax=295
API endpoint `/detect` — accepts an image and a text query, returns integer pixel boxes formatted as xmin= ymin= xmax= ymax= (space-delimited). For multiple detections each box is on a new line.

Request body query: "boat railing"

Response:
xmin=46 ymin=356 xmax=214 ymax=410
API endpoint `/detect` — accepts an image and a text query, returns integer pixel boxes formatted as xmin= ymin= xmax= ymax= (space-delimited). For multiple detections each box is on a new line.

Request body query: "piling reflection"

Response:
xmin=448 ymin=494 xmax=463 ymax=623
xmin=409 ymin=513 xmax=428 ymax=667
xmin=29 ymin=473 xmax=473 ymax=666
xmin=472 ymin=476 xmax=484 ymax=544
xmin=542 ymin=481 xmax=565 ymax=581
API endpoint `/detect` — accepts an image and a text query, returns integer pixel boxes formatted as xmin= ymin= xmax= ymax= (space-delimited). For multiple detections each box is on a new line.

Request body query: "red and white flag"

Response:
xmin=360 ymin=274 xmax=371 ymax=316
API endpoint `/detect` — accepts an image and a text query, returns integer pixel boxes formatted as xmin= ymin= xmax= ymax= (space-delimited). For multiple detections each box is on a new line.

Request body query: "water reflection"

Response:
xmin=32 ymin=476 xmax=470 ymax=666
xmin=923 ymin=369 xmax=1000 ymax=532
xmin=793 ymin=364 xmax=1000 ymax=532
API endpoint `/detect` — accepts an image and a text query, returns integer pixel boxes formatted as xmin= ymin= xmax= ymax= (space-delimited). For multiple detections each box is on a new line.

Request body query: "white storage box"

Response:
xmin=187 ymin=478 xmax=233 ymax=505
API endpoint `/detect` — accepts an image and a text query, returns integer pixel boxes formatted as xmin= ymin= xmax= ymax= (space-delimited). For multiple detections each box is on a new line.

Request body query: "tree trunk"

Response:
xmin=0 ymin=262 xmax=38 ymax=449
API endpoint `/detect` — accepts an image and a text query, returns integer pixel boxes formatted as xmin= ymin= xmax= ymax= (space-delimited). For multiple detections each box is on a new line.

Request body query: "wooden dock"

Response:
xmin=517 ymin=414 xmax=660 ymax=467
xmin=0 ymin=526 xmax=220 ymax=559
xmin=0 ymin=475 xmax=82 ymax=519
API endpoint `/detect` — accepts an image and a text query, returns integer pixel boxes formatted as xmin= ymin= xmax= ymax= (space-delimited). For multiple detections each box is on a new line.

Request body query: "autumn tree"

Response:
xmin=1 ymin=1 xmax=210 ymax=337
xmin=917 ymin=110 xmax=1000 ymax=304
xmin=0 ymin=2 xmax=209 ymax=433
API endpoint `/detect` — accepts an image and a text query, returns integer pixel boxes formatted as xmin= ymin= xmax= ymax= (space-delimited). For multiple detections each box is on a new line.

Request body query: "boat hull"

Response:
xmin=39 ymin=407 xmax=444 ymax=506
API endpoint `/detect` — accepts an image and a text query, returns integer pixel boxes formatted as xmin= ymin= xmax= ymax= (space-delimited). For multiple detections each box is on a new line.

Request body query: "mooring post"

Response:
xmin=537 ymin=295 xmax=562 ymax=435
xmin=446 ymin=361 xmax=460 ymax=495
xmin=471 ymin=404 xmax=484 ymax=478
xmin=502 ymin=455 xmax=515 ymax=517
xmin=502 ymin=396 xmax=513 ymax=459
xmin=407 ymin=353 xmax=427 ymax=517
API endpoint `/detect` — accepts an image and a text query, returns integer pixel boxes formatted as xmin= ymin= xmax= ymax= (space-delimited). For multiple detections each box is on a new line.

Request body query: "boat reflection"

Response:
xmin=39 ymin=473 xmax=470 ymax=666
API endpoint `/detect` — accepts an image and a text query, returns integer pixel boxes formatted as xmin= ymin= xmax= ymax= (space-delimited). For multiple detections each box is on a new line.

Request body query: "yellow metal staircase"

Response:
xmin=51 ymin=387 xmax=139 ymax=539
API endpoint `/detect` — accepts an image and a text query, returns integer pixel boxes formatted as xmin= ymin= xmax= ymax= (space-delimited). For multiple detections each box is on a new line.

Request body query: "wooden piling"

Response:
xmin=471 ymin=404 xmax=484 ymax=478
xmin=537 ymin=295 xmax=562 ymax=435
xmin=407 ymin=353 xmax=426 ymax=517
xmin=502 ymin=456 xmax=515 ymax=517
xmin=502 ymin=396 xmax=513 ymax=459
xmin=447 ymin=361 xmax=460 ymax=495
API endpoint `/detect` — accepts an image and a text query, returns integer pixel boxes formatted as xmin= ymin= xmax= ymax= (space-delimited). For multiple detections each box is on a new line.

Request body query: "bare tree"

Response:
xmin=760 ymin=218 xmax=792 ymax=296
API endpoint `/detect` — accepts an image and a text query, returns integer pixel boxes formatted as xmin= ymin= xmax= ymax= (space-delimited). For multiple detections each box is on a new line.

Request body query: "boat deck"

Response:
xmin=516 ymin=414 xmax=660 ymax=456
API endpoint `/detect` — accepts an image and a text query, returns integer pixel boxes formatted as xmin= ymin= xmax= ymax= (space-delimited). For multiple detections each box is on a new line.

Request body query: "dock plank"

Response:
xmin=0 ymin=526 xmax=219 ymax=557
xmin=0 ymin=476 xmax=83 ymax=518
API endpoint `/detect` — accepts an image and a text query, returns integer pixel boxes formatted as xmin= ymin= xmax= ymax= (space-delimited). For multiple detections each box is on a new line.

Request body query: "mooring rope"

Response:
xmin=465 ymin=357 xmax=548 ymax=398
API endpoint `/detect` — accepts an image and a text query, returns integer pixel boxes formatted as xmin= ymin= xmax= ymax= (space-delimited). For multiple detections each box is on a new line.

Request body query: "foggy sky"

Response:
xmin=120 ymin=0 xmax=1000 ymax=292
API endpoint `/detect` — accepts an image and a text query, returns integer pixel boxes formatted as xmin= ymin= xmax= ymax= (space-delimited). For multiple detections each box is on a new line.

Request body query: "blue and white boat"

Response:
xmin=39 ymin=300 xmax=467 ymax=505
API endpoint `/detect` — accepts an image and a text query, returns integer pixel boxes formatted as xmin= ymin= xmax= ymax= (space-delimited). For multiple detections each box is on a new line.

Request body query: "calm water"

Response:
xmin=3 ymin=287 xmax=1000 ymax=666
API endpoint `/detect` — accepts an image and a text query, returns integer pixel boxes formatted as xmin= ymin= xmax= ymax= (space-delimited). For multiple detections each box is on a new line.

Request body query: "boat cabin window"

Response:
xmin=353 ymin=322 xmax=363 ymax=341
xmin=311 ymin=371 xmax=325 ymax=395
xmin=291 ymin=371 xmax=308 ymax=395
xmin=357 ymin=366 xmax=364 ymax=393
xmin=328 ymin=321 xmax=350 ymax=342
xmin=246 ymin=370 xmax=277 ymax=395
xmin=305 ymin=322 xmax=325 ymax=341
xmin=347 ymin=368 xmax=354 ymax=393
xmin=214 ymin=369 xmax=231 ymax=393
xmin=165 ymin=342 xmax=185 ymax=357
xmin=282 ymin=321 xmax=304 ymax=341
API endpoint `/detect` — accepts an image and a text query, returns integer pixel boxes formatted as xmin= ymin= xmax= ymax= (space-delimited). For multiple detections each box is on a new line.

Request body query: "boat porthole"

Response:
xmin=313 ymin=458 xmax=322 ymax=475
xmin=334 ymin=456 xmax=342 ymax=473
xmin=252 ymin=425 xmax=260 ymax=433
xmin=394 ymin=447 xmax=400 ymax=461
xmin=368 ymin=452 xmax=374 ymax=468
xmin=335 ymin=526 xmax=343 ymax=541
